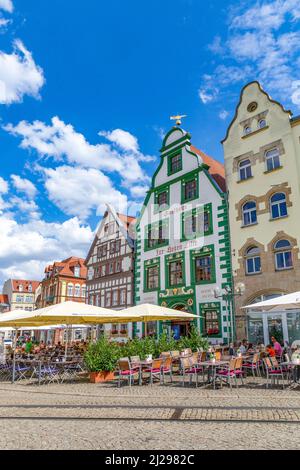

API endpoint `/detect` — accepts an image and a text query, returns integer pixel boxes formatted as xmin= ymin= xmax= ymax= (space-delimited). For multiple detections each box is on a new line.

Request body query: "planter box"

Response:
xmin=89 ymin=371 xmax=115 ymax=383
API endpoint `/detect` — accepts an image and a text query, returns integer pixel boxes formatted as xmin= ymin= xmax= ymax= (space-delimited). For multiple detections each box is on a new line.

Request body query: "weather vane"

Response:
xmin=170 ymin=114 xmax=187 ymax=126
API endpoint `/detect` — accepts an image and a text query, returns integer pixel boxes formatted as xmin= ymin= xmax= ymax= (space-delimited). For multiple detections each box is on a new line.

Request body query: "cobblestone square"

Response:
xmin=0 ymin=379 xmax=299 ymax=450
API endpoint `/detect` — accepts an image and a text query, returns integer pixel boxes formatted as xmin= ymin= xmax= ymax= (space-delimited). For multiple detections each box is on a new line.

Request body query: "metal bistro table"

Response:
xmin=198 ymin=360 xmax=229 ymax=389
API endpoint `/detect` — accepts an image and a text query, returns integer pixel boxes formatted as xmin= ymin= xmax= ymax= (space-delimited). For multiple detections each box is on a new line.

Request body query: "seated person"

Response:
xmin=266 ymin=344 xmax=276 ymax=357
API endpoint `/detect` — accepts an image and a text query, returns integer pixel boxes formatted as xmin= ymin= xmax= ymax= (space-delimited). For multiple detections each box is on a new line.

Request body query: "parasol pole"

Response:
xmin=12 ymin=328 xmax=18 ymax=384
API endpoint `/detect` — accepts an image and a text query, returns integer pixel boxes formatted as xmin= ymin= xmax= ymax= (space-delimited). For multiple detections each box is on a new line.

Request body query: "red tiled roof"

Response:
xmin=45 ymin=257 xmax=87 ymax=279
xmin=117 ymin=213 xmax=137 ymax=227
xmin=191 ymin=145 xmax=226 ymax=192
xmin=0 ymin=295 xmax=9 ymax=304
xmin=11 ymin=280 xmax=40 ymax=293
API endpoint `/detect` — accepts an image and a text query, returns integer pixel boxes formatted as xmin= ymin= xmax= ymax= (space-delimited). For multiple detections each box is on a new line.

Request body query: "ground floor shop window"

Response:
xmin=287 ymin=312 xmax=300 ymax=345
xmin=204 ymin=310 xmax=220 ymax=336
xmin=247 ymin=314 xmax=264 ymax=345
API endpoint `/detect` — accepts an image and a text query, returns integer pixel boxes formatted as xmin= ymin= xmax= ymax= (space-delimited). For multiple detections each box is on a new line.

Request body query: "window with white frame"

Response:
xmin=239 ymin=159 xmax=252 ymax=181
xmin=74 ymin=285 xmax=80 ymax=297
xmin=112 ymin=290 xmax=118 ymax=307
xmin=265 ymin=148 xmax=280 ymax=172
xmin=245 ymin=246 xmax=261 ymax=275
xmin=67 ymin=284 xmax=74 ymax=297
xmin=274 ymin=240 xmax=293 ymax=270
xmin=242 ymin=201 xmax=257 ymax=226
xmin=74 ymin=266 xmax=80 ymax=278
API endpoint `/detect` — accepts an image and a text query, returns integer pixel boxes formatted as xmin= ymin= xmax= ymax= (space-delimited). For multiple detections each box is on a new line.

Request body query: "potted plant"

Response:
xmin=84 ymin=337 xmax=120 ymax=383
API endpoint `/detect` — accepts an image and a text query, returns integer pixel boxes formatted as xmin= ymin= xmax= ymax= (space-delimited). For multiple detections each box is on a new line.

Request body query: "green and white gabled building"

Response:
xmin=134 ymin=126 xmax=233 ymax=344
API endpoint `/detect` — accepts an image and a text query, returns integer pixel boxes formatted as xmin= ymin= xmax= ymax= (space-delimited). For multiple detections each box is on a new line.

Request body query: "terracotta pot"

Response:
xmin=89 ymin=371 xmax=115 ymax=383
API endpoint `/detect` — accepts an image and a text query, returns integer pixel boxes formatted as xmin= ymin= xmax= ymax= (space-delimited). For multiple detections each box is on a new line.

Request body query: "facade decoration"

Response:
xmin=135 ymin=125 xmax=232 ymax=343
xmin=222 ymin=81 xmax=300 ymax=345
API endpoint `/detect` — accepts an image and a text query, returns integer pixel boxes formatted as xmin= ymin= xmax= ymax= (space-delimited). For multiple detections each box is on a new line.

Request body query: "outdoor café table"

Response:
xmin=281 ymin=361 xmax=300 ymax=387
xmin=138 ymin=360 xmax=155 ymax=385
xmin=198 ymin=360 xmax=229 ymax=389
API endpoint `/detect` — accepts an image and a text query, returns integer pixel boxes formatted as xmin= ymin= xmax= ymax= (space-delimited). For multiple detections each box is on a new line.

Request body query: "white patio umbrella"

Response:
xmin=242 ymin=291 xmax=300 ymax=311
xmin=121 ymin=304 xmax=200 ymax=336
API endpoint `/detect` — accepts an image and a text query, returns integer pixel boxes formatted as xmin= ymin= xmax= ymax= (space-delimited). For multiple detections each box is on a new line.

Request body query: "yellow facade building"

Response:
xmin=222 ymin=81 xmax=300 ymax=345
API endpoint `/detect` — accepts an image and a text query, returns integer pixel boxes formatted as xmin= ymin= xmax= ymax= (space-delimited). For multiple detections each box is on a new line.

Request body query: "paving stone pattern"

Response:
xmin=0 ymin=379 xmax=299 ymax=449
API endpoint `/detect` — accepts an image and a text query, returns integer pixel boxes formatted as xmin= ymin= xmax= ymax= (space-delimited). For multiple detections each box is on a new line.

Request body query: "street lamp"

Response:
xmin=214 ymin=283 xmax=245 ymax=344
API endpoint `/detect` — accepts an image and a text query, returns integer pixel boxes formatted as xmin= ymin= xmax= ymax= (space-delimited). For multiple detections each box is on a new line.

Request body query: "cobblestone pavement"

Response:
xmin=0 ymin=378 xmax=300 ymax=449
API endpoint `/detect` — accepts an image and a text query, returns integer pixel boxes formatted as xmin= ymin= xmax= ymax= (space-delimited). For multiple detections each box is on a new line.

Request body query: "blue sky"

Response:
xmin=0 ymin=0 xmax=300 ymax=285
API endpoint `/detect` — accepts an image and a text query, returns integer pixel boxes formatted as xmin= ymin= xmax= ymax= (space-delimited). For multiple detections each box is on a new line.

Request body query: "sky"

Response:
xmin=0 ymin=0 xmax=300 ymax=287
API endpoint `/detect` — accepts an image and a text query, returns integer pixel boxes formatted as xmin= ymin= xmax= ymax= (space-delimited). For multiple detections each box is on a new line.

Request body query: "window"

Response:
xmin=184 ymin=179 xmax=197 ymax=201
xmin=18 ymin=284 xmax=23 ymax=292
xmin=170 ymin=153 xmax=182 ymax=174
xmin=169 ymin=260 xmax=183 ymax=287
xmin=67 ymin=284 xmax=74 ymax=297
xmin=239 ymin=159 xmax=252 ymax=181
xmin=110 ymin=240 xmax=121 ymax=254
xmin=81 ymin=285 xmax=86 ymax=298
xmin=98 ymin=244 xmax=107 ymax=258
xmin=242 ymin=201 xmax=257 ymax=226
xmin=274 ymin=240 xmax=293 ymax=270
xmin=258 ymin=119 xmax=266 ymax=129
xmin=183 ymin=206 xmax=212 ymax=240
xmin=74 ymin=266 xmax=80 ymax=278
xmin=28 ymin=284 xmax=32 ymax=293
xmin=101 ymin=265 xmax=106 ymax=277
xmin=105 ymin=291 xmax=111 ymax=307
xmin=74 ymin=285 xmax=80 ymax=297
xmin=108 ymin=262 xmax=114 ymax=275
xmin=111 ymin=323 xmax=118 ymax=334
xmin=120 ymin=289 xmax=126 ymax=306
xmin=245 ymin=246 xmax=261 ymax=275
xmin=270 ymin=192 xmax=287 ymax=219
xmin=157 ymin=191 xmax=168 ymax=209
xmin=16 ymin=295 xmax=24 ymax=302
xmin=265 ymin=148 xmax=280 ymax=172
xmin=146 ymin=265 xmax=159 ymax=290
xmin=146 ymin=220 xmax=168 ymax=250
xmin=195 ymin=255 xmax=212 ymax=282
xmin=112 ymin=290 xmax=119 ymax=307
xmin=244 ymin=126 xmax=252 ymax=135
xmin=204 ymin=310 xmax=220 ymax=336
xmin=115 ymin=261 xmax=122 ymax=273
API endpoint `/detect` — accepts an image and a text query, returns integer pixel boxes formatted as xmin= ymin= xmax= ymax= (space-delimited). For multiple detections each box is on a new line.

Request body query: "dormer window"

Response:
xmin=18 ymin=284 xmax=23 ymax=292
xmin=244 ymin=126 xmax=252 ymax=135
xmin=28 ymin=284 xmax=32 ymax=293
xmin=74 ymin=266 xmax=80 ymax=278
xmin=258 ymin=119 xmax=266 ymax=129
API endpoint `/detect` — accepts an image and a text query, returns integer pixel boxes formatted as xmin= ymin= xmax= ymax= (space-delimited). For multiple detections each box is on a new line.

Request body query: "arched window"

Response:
xmin=242 ymin=201 xmax=257 ymax=226
xmin=274 ymin=240 xmax=293 ymax=270
xmin=258 ymin=119 xmax=266 ymax=129
xmin=265 ymin=148 xmax=280 ymax=172
xmin=244 ymin=126 xmax=252 ymax=135
xmin=270 ymin=192 xmax=287 ymax=219
xmin=239 ymin=159 xmax=252 ymax=181
xmin=245 ymin=246 xmax=261 ymax=275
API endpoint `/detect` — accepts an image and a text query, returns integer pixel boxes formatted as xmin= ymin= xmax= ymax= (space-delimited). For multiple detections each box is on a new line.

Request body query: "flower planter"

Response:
xmin=89 ymin=371 xmax=115 ymax=383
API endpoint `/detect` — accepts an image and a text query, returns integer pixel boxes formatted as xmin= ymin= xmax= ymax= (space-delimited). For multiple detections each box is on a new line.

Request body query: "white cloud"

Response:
xmin=42 ymin=165 xmax=128 ymax=221
xmin=129 ymin=185 xmax=149 ymax=199
xmin=0 ymin=176 xmax=8 ymax=194
xmin=99 ymin=129 xmax=139 ymax=153
xmin=0 ymin=213 xmax=94 ymax=285
xmin=219 ymin=110 xmax=229 ymax=120
xmin=200 ymin=0 xmax=300 ymax=109
xmin=0 ymin=0 xmax=13 ymax=13
xmin=0 ymin=40 xmax=45 ymax=104
xmin=0 ymin=18 xmax=10 ymax=28
xmin=291 ymin=80 xmax=300 ymax=105
xmin=11 ymin=174 xmax=37 ymax=199
xmin=4 ymin=117 xmax=150 ymax=183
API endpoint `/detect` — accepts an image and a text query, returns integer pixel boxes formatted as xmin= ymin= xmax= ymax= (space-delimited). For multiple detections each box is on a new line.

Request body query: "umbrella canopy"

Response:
xmin=242 ymin=291 xmax=300 ymax=311
xmin=121 ymin=304 xmax=200 ymax=322
xmin=0 ymin=301 xmax=141 ymax=328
